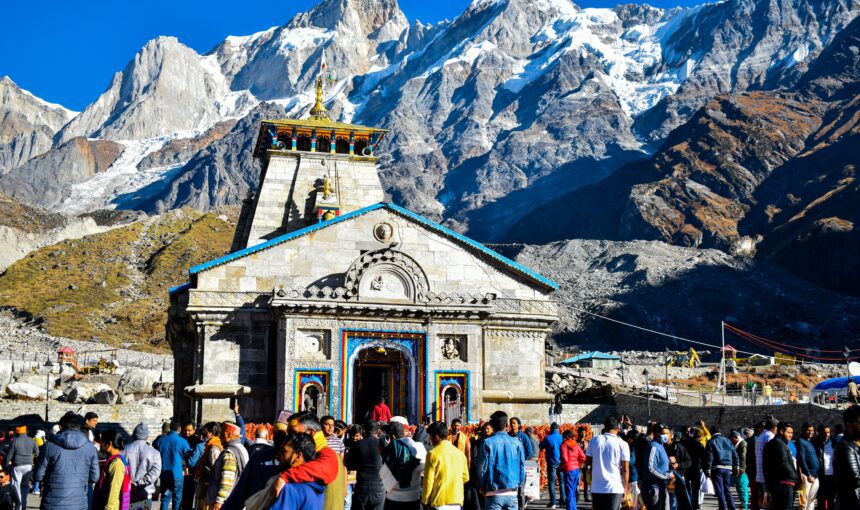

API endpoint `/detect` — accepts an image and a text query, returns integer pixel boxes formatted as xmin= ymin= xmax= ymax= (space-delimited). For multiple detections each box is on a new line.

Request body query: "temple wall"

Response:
xmin=195 ymin=208 xmax=551 ymax=301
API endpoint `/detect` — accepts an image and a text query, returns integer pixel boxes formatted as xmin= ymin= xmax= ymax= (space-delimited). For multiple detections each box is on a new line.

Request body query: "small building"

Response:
xmin=57 ymin=347 xmax=77 ymax=369
xmin=559 ymin=351 xmax=621 ymax=369
xmin=721 ymin=344 xmax=738 ymax=360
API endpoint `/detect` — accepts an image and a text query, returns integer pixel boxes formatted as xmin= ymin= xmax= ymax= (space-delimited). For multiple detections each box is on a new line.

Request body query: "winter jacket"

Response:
xmin=681 ymin=436 xmax=705 ymax=475
xmin=476 ymin=431 xmax=525 ymax=492
xmin=156 ymin=431 xmax=189 ymax=477
xmin=206 ymin=439 xmax=248 ymax=505
xmin=762 ymin=436 xmax=798 ymax=488
xmin=222 ymin=448 xmax=279 ymax=510
xmin=9 ymin=435 xmax=39 ymax=466
xmin=539 ymin=430 xmax=564 ymax=466
xmin=703 ymin=434 xmax=739 ymax=473
xmin=834 ymin=439 xmax=860 ymax=508
xmin=511 ymin=431 xmax=534 ymax=460
xmin=666 ymin=441 xmax=691 ymax=473
xmin=560 ymin=439 xmax=586 ymax=472
xmin=270 ymin=481 xmax=325 ymax=510
xmin=644 ymin=441 xmax=671 ymax=485
xmin=0 ymin=482 xmax=20 ymax=510
xmin=123 ymin=439 xmax=161 ymax=500
xmin=33 ymin=428 xmax=100 ymax=510
xmin=795 ymin=438 xmax=819 ymax=478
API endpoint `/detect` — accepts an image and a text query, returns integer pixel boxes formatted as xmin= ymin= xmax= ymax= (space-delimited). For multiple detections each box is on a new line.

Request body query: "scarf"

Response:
xmin=93 ymin=454 xmax=131 ymax=510
xmin=194 ymin=436 xmax=223 ymax=480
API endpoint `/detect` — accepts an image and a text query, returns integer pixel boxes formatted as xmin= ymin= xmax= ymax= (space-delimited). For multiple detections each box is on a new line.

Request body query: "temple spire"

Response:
xmin=309 ymin=48 xmax=330 ymax=121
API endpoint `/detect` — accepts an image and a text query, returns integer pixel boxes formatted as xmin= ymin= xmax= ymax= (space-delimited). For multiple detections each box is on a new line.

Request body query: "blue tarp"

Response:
xmin=559 ymin=351 xmax=621 ymax=364
xmin=812 ymin=375 xmax=860 ymax=392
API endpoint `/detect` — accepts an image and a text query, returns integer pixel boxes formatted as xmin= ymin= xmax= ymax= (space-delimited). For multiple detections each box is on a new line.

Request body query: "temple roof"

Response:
xmin=174 ymin=202 xmax=558 ymax=293
xmin=260 ymin=118 xmax=388 ymax=133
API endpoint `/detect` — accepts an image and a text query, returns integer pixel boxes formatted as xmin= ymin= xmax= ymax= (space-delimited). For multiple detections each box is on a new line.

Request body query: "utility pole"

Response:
xmin=665 ymin=347 xmax=670 ymax=399
xmin=718 ymin=321 xmax=726 ymax=403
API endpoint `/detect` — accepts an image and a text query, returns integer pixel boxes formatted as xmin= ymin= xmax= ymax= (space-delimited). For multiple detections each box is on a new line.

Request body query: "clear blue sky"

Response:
xmin=0 ymin=0 xmax=697 ymax=111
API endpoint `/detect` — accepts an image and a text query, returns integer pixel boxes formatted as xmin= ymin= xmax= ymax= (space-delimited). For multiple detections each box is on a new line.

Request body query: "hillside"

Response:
xmin=0 ymin=208 xmax=236 ymax=350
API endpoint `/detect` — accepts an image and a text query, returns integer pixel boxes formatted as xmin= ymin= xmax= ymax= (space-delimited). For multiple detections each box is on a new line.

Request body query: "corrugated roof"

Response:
xmin=559 ymin=351 xmax=621 ymax=364
xmin=168 ymin=282 xmax=191 ymax=295
xmin=185 ymin=202 xmax=559 ymax=291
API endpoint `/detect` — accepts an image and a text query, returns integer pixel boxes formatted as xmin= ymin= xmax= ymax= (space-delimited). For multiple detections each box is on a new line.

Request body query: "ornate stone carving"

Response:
xmin=344 ymin=249 xmax=430 ymax=302
xmin=295 ymin=329 xmax=331 ymax=360
xmin=373 ymin=222 xmax=394 ymax=242
xmin=439 ymin=335 xmax=466 ymax=361
xmin=493 ymin=298 xmax=558 ymax=316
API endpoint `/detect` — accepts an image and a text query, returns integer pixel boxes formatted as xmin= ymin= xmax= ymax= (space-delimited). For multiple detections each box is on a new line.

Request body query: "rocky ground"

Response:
xmin=503 ymin=239 xmax=860 ymax=351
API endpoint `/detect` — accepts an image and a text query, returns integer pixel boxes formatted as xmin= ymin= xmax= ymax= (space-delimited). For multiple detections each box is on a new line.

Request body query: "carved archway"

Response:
xmin=344 ymin=249 xmax=429 ymax=302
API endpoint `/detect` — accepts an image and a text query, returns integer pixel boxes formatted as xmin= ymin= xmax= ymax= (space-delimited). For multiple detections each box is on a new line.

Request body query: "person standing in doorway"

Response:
xmin=540 ymin=423 xmax=566 ymax=508
xmin=584 ymin=416 xmax=630 ymax=510
xmin=370 ymin=397 xmax=392 ymax=424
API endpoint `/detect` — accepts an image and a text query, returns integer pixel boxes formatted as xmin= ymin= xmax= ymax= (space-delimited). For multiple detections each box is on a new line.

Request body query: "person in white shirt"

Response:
xmin=584 ymin=416 xmax=630 ymax=510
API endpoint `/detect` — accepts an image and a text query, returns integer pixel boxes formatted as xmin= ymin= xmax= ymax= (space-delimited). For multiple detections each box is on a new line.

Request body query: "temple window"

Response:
xmin=335 ymin=137 xmax=350 ymax=154
xmin=354 ymin=138 xmax=369 ymax=156
xmin=317 ymin=136 xmax=331 ymax=153
xmin=296 ymin=134 xmax=312 ymax=152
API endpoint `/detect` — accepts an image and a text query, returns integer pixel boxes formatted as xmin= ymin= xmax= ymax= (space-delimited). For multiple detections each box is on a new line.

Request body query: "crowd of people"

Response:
xmin=0 ymin=402 xmax=859 ymax=510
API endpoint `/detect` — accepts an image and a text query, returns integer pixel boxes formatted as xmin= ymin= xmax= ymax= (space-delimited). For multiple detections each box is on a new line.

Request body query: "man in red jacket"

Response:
xmin=274 ymin=412 xmax=341 ymax=506
xmin=370 ymin=396 xmax=392 ymax=423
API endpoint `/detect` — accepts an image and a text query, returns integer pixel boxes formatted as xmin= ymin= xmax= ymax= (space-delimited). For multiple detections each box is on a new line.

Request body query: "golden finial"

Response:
xmin=309 ymin=75 xmax=328 ymax=120
xmin=322 ymin=174 xmax=332 ymax=198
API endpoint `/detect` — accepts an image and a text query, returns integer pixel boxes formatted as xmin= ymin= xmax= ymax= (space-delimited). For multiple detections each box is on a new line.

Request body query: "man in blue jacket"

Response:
xmin=157 ymin=420 xmax=191 ymax=510
xmin=643 ymin=424 xmax=674 ymax=510
xmin=703 ymin=425 xmax=739 ymax=510
xmin=270 ymin=433 xmax=325 ymax=510
xmin=540 ymin=423 xmax=565 ymax=508
xmin=477 ymin=411 xmax=525 ymax=510
xmin=795 ymin=422 xmax=819 ymax=510
xmin=33 ymin=412 xmax=99 ymax=510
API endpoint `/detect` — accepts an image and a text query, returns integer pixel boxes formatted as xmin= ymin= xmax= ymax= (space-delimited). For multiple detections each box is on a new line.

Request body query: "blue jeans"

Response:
xmin=547 ymin=464 xmax=567 ymax=506
xmin=564 ymin=469 xmax=580 ymax=510
xmin=711 ymin=469 xmax=736 ymax=510
xmin=160 ymin=471 xmax=184 ymax=510
xmin=486 ymin=495 xmax=518 ymax=510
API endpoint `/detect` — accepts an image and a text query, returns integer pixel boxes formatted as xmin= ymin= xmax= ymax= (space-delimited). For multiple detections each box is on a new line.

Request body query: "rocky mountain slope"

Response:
xmin=0 ymin=77 xmax=76 ymax=175
xmin=508 ymin=15 xmax=860 ymax=296
xmin=1 ymin=0 xmax=856 ymax=231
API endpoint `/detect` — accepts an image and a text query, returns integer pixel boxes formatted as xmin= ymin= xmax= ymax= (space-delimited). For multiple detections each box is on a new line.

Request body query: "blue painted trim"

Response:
xmin=187 ymin=202 xmax=558 ymax=290
xmin=295 ymin=367 xmax=334 ymax=417
xmin=168 ymin=282 xmax=190 ymax=294
xmin=385 ymin=203 xmax=559 ymax=290
xmin=188 ymin=203 xmax=386 ymax=274
xmin=434 ymin=370 xmax=472 ymax=423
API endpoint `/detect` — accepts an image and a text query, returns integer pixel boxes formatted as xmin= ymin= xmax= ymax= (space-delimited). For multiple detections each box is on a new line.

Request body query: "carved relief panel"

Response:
xmin=295 ymin=329 xmax=331 ymax=360
xmin=438 ymin=334 xmax=467 ymax=362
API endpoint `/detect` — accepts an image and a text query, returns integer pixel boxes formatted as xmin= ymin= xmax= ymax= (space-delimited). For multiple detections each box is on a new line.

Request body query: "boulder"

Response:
xmin=139 ymin=397 xmax=172 ymax=408
xmin=6 ymin=382 xmax=47 ymax=400
xmin=65 ymin=382 xmax=111 ymax=403
xmin=118 ymin=369 xmax=154 ymax=395
xmin=93 ymin=388 xmax=118 ymax=405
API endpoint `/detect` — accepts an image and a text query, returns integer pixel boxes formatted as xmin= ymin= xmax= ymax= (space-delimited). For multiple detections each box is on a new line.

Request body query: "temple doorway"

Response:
xmin=352 ymin=346 xmax=410 ymax=422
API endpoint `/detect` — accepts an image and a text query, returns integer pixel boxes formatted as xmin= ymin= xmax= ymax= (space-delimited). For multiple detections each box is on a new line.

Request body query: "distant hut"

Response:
xmin=559 ymin=351 xmax=621 ymax=369
xmin=57 ymin=346 xmax=77 ymax=369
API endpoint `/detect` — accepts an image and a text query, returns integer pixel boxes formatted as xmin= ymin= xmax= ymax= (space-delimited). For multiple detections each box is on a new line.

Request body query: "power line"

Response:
xmin=569 ymin=305 xmax=761 ymax=357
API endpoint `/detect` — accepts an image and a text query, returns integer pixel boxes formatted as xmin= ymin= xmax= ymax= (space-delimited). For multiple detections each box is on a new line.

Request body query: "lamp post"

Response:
xmin=665 ymin=347 xmax=670 ymax=398
xmin=44 ymin=357 xmax=54 ymax=422
xmin=644 ymin=367 xmax=651 ymax=419
xmin=845 ymin=346 xmax=851 ymax=376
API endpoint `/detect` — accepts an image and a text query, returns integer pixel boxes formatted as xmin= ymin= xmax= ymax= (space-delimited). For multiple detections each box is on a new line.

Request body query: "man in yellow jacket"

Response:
xmin=422 ymin=421 xmax=470 ymax=510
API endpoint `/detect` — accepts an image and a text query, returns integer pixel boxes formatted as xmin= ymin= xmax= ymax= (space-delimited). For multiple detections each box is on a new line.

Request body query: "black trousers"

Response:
xmin=592 ymin=492 xmax=623 ymax=510
xmin=353 ymin=485 xmax=385 ymax=510
xmin=769 ymin=484 xmax=794 ymax=510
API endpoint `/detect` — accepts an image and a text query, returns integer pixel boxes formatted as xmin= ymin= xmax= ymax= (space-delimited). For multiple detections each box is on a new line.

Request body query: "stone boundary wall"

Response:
xmin=0 ymin=401 xmax=173 ymax=437
xmin=612 ymin=393 xmax=844 ymax=430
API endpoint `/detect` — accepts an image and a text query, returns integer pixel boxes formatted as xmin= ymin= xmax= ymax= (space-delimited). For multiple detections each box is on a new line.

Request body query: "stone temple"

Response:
xmin=167 ymin=74 xmax=559 ymax=425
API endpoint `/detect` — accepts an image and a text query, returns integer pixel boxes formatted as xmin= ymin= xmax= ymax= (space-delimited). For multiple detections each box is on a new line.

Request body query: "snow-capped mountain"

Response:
xmin=0 ymin=0 xmax=857 ymax=235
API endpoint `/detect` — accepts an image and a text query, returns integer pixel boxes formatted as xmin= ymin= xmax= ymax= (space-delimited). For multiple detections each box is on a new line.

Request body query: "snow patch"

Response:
xmin=785 ymin=43 xmax=809 ymax=67
xmin=57 ymin=136 xmax=189 ymax=214
xmin=277 ymin=27 xmax=334 ymax=54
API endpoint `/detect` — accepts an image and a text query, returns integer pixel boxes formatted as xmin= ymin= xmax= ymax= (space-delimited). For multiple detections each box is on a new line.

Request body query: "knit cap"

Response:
xmin=133 ymin=423 xmax=150 ymax=440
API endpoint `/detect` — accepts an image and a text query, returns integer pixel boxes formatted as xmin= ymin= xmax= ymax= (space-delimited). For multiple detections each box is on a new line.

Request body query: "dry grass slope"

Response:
xmin=0 ymin=208 xmax=236 ymax=351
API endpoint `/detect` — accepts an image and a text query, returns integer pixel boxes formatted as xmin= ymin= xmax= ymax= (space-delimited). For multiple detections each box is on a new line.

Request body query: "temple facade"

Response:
xmin=167 ymin=76 xmax=559 ymax=425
